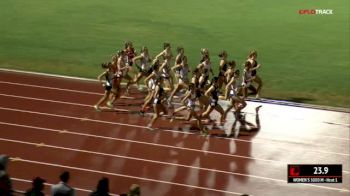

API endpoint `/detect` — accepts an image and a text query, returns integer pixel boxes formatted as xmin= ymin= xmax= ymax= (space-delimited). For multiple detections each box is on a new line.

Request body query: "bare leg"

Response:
xmin=201 ymin=105 xmax=214 ymax=119
xmin=124 ymin=74 xmax=133 ymax=95
xmin=254 ymin=75 xmax=263 ymax=98
xmin=148 ymin=104 xmax=160 ymax=129
xmin=174 ymin=105 xmax=187 ymax=114
xmin=169 ymin=84 xmax=180 ymax=102
xmin=94 ymin=91 xmax=110 ymax=111
xmin=214 ymin=104 xmax=225 ymax=122
xmin=191 ymin=110 xmax=208 ymax=134
xmin=141 ymin=93 xmax=153 ymax=113
xmin=223 ymin=102 xmax=234 ymax=120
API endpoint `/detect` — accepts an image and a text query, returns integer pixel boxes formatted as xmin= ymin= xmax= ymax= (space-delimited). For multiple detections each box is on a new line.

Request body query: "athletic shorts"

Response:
xmin=210 ymin=98 xmax=218 ymax=107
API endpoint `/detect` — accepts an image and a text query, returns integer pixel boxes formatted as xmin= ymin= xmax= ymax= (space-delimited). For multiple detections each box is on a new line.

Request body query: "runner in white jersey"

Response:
xmin=197 ymin=53 xmax=213 ymax=89
xmin=131 ymin=46 xmax=152 ymax=90
xmin=168 ymin=47 xmax=190 ymax=103
xmin=154 ymin=42 xmax=173 ymax=91
xmin=170 ymin=83 xmax=207 ymax=135
xmin=139 ymin=59 xmax=161 ymax=115
xmin=222 ymin=69 xmax=247 ymax=120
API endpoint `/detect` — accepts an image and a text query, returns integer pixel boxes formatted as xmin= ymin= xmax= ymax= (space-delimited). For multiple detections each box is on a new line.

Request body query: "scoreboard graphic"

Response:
xmin=288 ymin=164 xmax=342 ymax=183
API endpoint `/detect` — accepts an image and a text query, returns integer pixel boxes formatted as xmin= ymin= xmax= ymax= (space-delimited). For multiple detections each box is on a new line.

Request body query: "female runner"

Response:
xmin=108 ymin=50 xmax=129 ymax=107
xmin=94 ymin=62 xmax=114 ymax=111
xmin=147 ymin=77 xmax=168 ymax=129
xmin=171 ymin=83 xmax=208 ymax=135
xmin=197 ymin=54 xmax=213 ymax=90
xmin=242 ymin=61 xmax=257 ymax=98
xmin=124 ymin=41 xmax=136 ymax=95
xmin=139 ymin=60 xmax=161 ymax=115
xmin=222 ymin=70 xmax=247 ymax=119
xmin=217 ymin=50 xmax=229 ymax=88
xmin=224 ymin=60 xmax=236 ymax=84
xmin=247 ymin=50 xmax=262 ymax=98
xmin=201 ymin=77 xmax=225 ymax=123
xmin=131 ymin=46 xmax=152 ymax=88
xmin=154 ymin=43 xmax=173 ymax=91
xmin=168 ymin=47 xmax=190 ymax=103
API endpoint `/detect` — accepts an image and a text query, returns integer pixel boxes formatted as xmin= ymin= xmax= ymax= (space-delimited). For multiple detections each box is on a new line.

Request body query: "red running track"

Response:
xmin=0 ymin=69 xmax=349 ymax=196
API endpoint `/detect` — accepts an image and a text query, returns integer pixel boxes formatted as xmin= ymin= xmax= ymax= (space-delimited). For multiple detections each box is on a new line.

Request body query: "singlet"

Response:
xmin=243 ymin=68 xmax=252 ymax=83
xmin=210 ymin=85 xmax=219 ymax=101
xmin=175 ymin=54 xmax=185 ymax=75
xmin=118 ymin=58 xmax=128 ymax=77
xmin=125 ymin=48 xmax=136 ymax=66
xmin=154 ymin=85 xmax=164 ymax=104
xmin=229 ymin=79 xmax=240 ymax=97
xmin=187 ymin=90 xmax=197 ymax=108
xmin=179 ymin=65 xmax=189 ymax=80
xmin=219 ymin=61 xmax=228 ymax=76
xmin=251 ymin=59 xmax=258 ymax=76
xmin=201 ymin=61 xmax=211 ymax=76
xmin=140 ymin=53 xmax=150 ymax=70
xmin=105 ymin=71 xmax=114 ymax=87
xmin=161 ymin=64 xmax=170 ymax=78
xmin=163 ymin=50 xmax=172 ymax=61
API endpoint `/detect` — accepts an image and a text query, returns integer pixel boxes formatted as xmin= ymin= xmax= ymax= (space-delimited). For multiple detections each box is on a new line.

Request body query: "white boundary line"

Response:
xmin=0 ymin=81 xmax=350 ymax=136
xmin=8 ymin=158 xmax=246 ymax=195
xmin=3 ymin=138 xmax=350 ymax=193
xmin=11 ymin=177 xmax=120 ymax=196
xmin=0 ymin=121 xmax=287 ymax=164
xmin=2 ymin=120 xmax=350 ymax=174
xmin=2 ymin=138 xmax=287 ymax=182
xmin=0 ymin=105 xmax=349 ymax=157
xmin=1 ymin=91 xmax=348 ymax=142
xmin=0 ymin=80 xmax=102 ymax=96
xmin=0 ymin=68 xmax=98 ymax=82
xmin=1 ymin=68 xmax=349 ymax=113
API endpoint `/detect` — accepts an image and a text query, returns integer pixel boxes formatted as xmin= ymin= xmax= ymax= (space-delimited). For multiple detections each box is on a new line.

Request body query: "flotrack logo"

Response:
xmin=299 ymin=9 xmax=333 ymax=15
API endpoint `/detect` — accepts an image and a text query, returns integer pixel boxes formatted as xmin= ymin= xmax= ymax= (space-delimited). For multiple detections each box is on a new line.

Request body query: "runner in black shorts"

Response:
xmin=201 ymin=77 xmax=225 ymax=123
xmin=94 ymin=62 xmax=114 ymax=111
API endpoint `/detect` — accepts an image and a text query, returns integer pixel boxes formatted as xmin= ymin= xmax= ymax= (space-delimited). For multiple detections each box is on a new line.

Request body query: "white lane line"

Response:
xmin=0 ymin=93 xmax=286 ymax=144
xmin=8 ymin=157 xmax=349 ymax=193
xmin=8 ymin=158 xmax=246 ymax=195
xmin=1 ymin=80 xmax=349 ymax=142
xmin=0 ymin=80 xmax=102 ymax=95
xmin=0 ymin=93 xmax=129 ymax=112
xmin=11 ymin=177 xmax=120 ymax=196
xmin=1 ymin=89 xmax=350 ymax=146
xmin=0 ymin=104 xmax=349 ymax=157
xmin=0 ymin=68 xmax=98 ymax=82
xmin=0 ymin=121 xmax=285 ymax=164
xmin=1 ymin=137 xmax=288 ymax=183
xmin=1 ymin=121 xmax=350 ymax=175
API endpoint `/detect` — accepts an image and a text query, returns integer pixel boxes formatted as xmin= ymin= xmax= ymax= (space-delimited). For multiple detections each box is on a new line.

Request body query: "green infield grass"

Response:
xmin=0 ymin=0 xmax=349 ymax=107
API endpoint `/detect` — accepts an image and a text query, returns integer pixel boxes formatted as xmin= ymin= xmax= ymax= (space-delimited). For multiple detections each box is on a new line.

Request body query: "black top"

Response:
xmin=210 ymin=85 xmax=219 ymax=100
xmin=251 ymin=59 xmax=258 ymax=76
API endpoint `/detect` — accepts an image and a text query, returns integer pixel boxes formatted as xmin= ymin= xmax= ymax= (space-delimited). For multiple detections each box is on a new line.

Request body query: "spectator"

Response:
xmin=90 ymin=177 xmax=109 ymax=196
xmin=25 ymin=177 xmax=46 ymax=196
xmin=0 ymin=154 xmax=12 ymax=196
xmin=51 ymin=171 xmax=75 ymax=196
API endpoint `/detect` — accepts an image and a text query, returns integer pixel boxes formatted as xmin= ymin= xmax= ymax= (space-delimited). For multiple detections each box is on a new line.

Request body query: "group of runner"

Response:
xmin=94 ymin=42 xmax=263 ymax=135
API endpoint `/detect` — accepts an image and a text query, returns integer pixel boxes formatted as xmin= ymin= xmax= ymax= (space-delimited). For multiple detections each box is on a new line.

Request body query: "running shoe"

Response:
xmin=94 ymin=105 xmax=101 ymax=112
